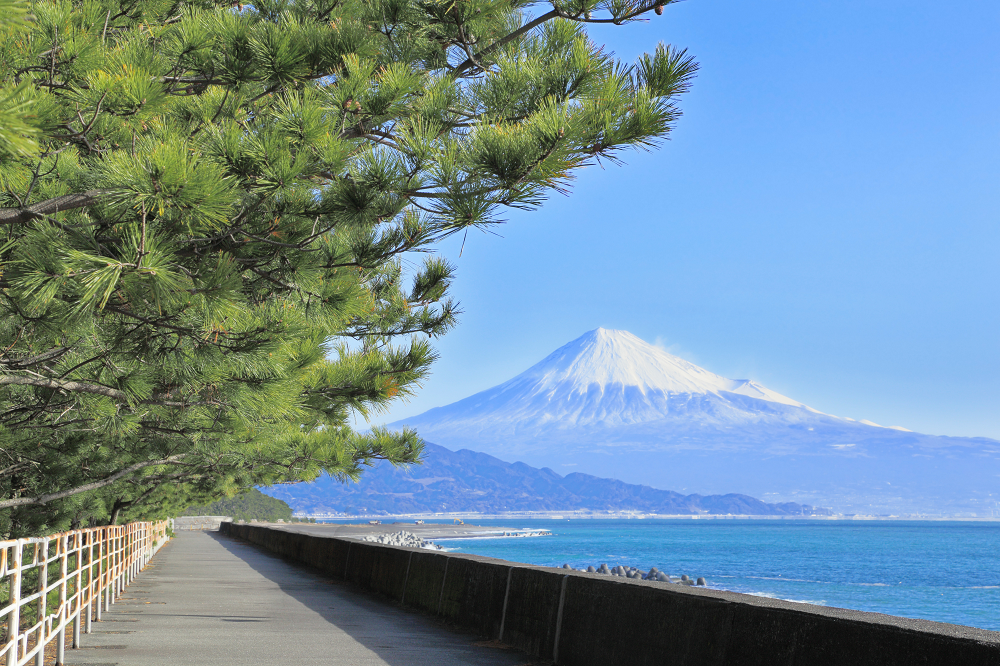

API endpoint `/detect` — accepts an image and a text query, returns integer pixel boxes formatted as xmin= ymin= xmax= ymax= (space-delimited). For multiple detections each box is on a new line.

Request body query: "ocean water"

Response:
xmin=433 ymin=519 xmax=1000 ymax=631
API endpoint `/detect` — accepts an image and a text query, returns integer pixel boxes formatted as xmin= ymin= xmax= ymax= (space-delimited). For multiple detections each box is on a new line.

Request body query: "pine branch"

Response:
xmin=0 ymin=460 xmax=39 ymax=479
xmin=451 ymin=9 xmax=559 ymax=78
xmin=0 ymin=375 xmax=210 ymax=407
xmin=0 ymin=454 xmax=186 ymax=509
xmin=0 ymin=190 xmax=113 ymax=225
xmin=0 ymin=346 xmax=74 ymax=369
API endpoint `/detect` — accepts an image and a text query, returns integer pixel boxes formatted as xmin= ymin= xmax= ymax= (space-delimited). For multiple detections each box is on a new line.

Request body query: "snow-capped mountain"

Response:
xmin=391 ymin=329 xmax=1000 ymax=515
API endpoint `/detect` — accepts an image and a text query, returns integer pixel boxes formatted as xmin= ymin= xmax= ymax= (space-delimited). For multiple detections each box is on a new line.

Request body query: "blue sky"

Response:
xmin=375 ymin=0 xmax=1000 ymax=440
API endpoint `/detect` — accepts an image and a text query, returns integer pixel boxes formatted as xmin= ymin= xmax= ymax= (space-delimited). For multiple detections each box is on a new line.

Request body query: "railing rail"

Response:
xmin=0 ymin=521 xmax=168 ymax=666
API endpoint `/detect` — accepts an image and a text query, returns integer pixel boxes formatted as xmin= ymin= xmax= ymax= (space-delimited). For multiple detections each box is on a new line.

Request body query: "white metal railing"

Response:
xmin=0 ymin=521 xmax=169 ymax=666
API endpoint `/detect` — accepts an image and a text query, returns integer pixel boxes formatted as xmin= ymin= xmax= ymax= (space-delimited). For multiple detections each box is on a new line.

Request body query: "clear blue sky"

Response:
xmin=374 ymin=0 xmax=1000 ymax=440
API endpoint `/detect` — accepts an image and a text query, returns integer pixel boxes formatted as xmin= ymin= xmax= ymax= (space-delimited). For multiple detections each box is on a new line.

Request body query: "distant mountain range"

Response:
xmin=387 ymin=329 xmax=1000 ymax=515
xmin=265 ymin=442 xmax=830 ymax=517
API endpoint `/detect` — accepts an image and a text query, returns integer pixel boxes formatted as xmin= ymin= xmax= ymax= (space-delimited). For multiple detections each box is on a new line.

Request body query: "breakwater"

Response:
xmin=361 ymin=530 xmax=444 ymax=549
xmin=220 ymin=522 xmax=1000 ymax=666
xmin=572 ymin=563 xmax=707 ymax=585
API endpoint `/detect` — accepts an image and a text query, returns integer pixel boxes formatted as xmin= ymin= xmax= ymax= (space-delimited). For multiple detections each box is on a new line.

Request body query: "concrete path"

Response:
xmin=64 ymin=531 xmax=534 ymax=666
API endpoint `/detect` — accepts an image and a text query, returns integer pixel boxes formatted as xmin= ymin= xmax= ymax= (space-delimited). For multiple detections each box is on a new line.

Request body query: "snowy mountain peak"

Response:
xmin=511 ymin=328 xmax=801 ymax=406
xmin=387 ymin=329 xmax=998 ymax=515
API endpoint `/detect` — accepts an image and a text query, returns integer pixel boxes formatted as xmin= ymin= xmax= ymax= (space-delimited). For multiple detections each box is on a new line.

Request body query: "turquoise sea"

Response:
xmin=432 ymin=519 xmax=1000 ymax=631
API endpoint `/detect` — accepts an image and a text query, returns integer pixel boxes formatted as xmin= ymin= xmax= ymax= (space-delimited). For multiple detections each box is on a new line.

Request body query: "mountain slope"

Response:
xmin=264 ymin=442 xmax=830 ymax=516
xmin=408 ymin=328 xmax=809 ymax=431
xmin=390 ymin=329 xmax=1000 ymax=515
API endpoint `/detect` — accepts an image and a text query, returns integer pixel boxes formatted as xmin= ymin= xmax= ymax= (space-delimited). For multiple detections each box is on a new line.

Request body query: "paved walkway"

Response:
xmin=65 ymin=531 xmax=532 ymax=666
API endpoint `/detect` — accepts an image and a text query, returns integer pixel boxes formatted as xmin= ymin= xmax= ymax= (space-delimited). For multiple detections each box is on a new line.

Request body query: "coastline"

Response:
xmin=261 ymin=521 xmax=551 ymax=540
xmin=254 ymin=516 xmax=1000 ymax=631
xmin=295 ymin=510 xmax=1000 ymax=522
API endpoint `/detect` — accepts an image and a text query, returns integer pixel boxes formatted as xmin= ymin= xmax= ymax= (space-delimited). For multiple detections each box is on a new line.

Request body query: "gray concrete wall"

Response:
xmin=173 ymin=516 xmax=232 ymax=531
xmin=219 ymin=522 xmax=1000 ymax=666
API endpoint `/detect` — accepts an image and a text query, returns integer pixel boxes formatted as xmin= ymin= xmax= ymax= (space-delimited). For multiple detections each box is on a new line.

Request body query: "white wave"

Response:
xmin=746 ymin=591 xmax=827 ymax=606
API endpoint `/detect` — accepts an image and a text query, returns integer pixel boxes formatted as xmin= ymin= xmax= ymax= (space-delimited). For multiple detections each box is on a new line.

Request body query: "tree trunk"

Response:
xmin=108 ymin=499 xmax=124 ymax=525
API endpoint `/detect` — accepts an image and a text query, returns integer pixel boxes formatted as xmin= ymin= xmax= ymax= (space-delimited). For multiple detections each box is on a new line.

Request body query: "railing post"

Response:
xmin=73 ymin=534 xmax=82 ymax=649
xmin=108 ymin=529 xmax=114 ymax=605
xmin=7 ymin=540 xmax=23 ymax=666
xmin=125 ymin=526 xmax=131 ymax=585
xmin=35 ymin=540 xmax=49 ymax=666
xmin=85 ymin=532 xmax=93 ymax=634
xmin=110 ymin=529 xmax=117 ymax=605
xmin=123 ymin=526 xmax=128 ymax=587
xmin=96 ymin=529 xmax=104 ymax=620
xmin=105 ymin=528 xmax=112 ymax=614
xmin=121 ymin=526 xmax=126 ymax=588
xmin=119 ymin=528 xmax=125 ymax=591
xmin=118 ymin=527 xmax=124 ymax=596
xmin=56 ymin=535 xmax=68 ymax=666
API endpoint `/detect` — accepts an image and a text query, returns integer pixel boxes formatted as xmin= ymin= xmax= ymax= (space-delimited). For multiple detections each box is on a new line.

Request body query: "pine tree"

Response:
xmin=0 ymin=0 xmax=696 ymax=536
xmin=181 ymin=487 xmax=293 ymax=522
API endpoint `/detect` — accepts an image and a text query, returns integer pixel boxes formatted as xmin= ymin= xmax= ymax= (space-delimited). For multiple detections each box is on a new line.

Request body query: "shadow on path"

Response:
xmin=204 ymin=531 xmax=538 ymax=666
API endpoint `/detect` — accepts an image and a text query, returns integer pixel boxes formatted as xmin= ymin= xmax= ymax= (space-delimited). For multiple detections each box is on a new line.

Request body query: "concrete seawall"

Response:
xmin=220 ymin=522 xmax=1000 ymax=666
xmin=173 ymin=515 xmax=232 ymax=531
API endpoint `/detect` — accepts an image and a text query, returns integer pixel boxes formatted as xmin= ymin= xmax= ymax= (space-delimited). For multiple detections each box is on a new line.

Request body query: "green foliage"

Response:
xmin=182 ymin=488 xmax=292 ymax=522
xmin=0 ymin=0 xmax=38 ymax=156
xmin=0 ymin=0 xmax=695 ymax=537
